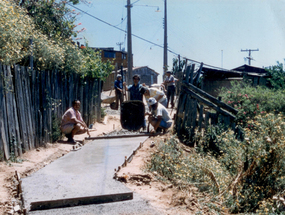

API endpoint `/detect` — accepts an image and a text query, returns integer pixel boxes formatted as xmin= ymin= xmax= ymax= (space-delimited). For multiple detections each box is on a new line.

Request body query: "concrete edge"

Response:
xmin=85 ymin=133 xmax=158 ymax=140
xmin=30 ymin=192 xmax=133 ymax=211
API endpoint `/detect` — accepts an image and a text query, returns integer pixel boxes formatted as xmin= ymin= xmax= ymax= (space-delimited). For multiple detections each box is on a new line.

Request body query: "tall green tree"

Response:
xmin=266 ymin=61 xmax=285 ymax=90
xmin=17 ymin=0 xmax=80 ymax=40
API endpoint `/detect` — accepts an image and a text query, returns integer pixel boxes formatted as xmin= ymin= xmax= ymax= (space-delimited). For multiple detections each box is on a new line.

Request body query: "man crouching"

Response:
xmin=60 ymin=100 xmax=90 ymax=143
xmin=146 ymin=97 xmax=172 ymax=134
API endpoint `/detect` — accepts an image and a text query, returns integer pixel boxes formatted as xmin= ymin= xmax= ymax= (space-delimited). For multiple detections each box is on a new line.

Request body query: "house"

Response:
xmin=102 ymin=66 xmax=159 ymax=91
xmin=92 ymin=47 xmax=128 ymax=69
xmin=201 ymin=64 xmax=268 ymax=97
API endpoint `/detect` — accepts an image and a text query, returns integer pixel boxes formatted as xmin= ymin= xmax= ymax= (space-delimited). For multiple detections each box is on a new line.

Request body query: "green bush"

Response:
xmin=100 ymin=107 xmax=106 ymax=119
xmin=219 ymin=82 xmax=285 ymax=126
xmin=149 ymin=113 xmax=285 ymax=213
xmin=266 ymin=61 xmax=285 ymax=90
xmin=197 ymin=113 xmax=285 ymax=213
xmin=52 ymin=115 xmax=62 ymax=142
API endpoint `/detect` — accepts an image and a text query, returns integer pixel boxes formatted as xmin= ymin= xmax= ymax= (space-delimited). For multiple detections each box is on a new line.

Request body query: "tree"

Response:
xmin=265 ymin=61 xmax=285 ymax=90
xmin=18 ymin=0 xmax=80 ymax=40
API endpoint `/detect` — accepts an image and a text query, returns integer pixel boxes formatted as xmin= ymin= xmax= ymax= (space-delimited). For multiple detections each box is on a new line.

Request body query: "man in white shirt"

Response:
xmin=145 ymin=97 xmax=172 ymax=133
xmin=163 ymin=71 xmax=176 ymax=108
xmin=140 ymin=86 xmax=168 ymax=108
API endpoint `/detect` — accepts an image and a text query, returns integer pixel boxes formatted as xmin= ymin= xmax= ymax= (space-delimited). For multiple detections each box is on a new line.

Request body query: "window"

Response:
xmin=104 ymin=51 xmax=116 ymax=58
xmin=122 ymin=53 xmax=126 ymax=59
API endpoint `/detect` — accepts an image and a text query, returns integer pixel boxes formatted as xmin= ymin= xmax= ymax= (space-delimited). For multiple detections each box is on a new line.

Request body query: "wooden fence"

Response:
xmin=0 ymin=64 xmax=101 ymax=160
xmin=174 ymin=64 xmax=238 ymax=145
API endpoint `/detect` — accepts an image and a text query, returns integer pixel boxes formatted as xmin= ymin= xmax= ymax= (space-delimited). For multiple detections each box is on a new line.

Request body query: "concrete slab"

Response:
xmin=29 ymin=193 xmax=161 ymax=215
xmin=22 ymin=136 xmax=148 ymax=211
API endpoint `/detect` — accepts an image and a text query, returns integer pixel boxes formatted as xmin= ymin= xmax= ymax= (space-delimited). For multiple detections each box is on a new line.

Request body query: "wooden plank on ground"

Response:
xmin=182 ymin=87 xmax=236 ymax=120
xmin=183 ymin=83 xmax=238 ymax=115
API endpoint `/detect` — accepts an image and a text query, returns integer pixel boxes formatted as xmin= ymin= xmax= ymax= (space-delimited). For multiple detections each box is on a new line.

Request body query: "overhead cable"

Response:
xmin=68 ymin=3 xmax=229 ymax=71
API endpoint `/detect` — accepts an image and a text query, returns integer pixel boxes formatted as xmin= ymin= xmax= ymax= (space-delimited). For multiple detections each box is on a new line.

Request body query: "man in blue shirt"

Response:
xmin=123 ymin=74 xmax=143 ymax=101
xmin=114 ymin=74 xmax=124 ymax=108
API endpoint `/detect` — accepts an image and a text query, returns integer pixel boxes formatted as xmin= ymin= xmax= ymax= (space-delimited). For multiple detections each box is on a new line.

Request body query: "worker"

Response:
xmin=140 ymin=86 xmax=168 ymax=109
xmin=145 ymin=97 xmax=172 ymax=133
xmin=60 ymin=100 xmax=90 ymax=143
xmin=114 ymin=74 xmax=124 ymax=108
xmin=163 ymin=71 xmax=176 ymax=108
xmin=123 ymin=74 xmax=143 ymax=101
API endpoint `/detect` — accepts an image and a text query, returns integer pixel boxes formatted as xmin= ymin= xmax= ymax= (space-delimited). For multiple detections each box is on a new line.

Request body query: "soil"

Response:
xmin=116 ymin=133 xmax=208 ymax=215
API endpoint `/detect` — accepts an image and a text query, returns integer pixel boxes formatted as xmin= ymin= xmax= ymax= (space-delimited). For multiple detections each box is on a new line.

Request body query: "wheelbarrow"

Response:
xmin=120 ymin=100 xmax=145 ymax=131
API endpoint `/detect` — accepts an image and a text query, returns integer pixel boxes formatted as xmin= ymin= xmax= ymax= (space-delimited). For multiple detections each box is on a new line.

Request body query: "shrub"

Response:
xmin=197 ymin=113 xmax=285 ymax=213
xmin=149 ymin=113 xmax=285 ymax=213
xmin=219 ymin=82 xmax=285 ymax=126
xmin=266 ymin=61 xmax=285 ymax=90
xmin=52 ymin=115 xmax=62 ymax=142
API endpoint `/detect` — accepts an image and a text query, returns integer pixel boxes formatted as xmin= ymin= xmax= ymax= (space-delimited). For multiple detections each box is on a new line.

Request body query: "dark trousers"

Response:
xmin=115 ymin=90 xmax=124 ymax=108
xmin=166 ymin=85 xmax=175 ymax=108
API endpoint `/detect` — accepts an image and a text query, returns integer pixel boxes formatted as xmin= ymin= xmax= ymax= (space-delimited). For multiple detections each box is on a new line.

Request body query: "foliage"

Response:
xmin=196 ymin=113 xmax=285 ymax=213
xmin=80 ymin=46 xmax=114 ymax=81
xmin=172 ymin=57 xmax=186 ymax=75
xmin=101 ymin=107 xmax=106 ymax=119
xmin=0 ymin=0 xmax=113 ymax=80
xmin=52 ymin=115 xmax=62 ymax=143
xmin=219 ymin=82 xmax=285 ymax=126
xmin=149 ymin=113 xmax=285 ymax=213
xmin=265 ymin=61 xmax=285 ymax=90
xmin=19 ymin=0 xmax=79 ymax=40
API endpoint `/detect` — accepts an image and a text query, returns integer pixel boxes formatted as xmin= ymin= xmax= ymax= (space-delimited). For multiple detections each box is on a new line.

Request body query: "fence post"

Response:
xmin=29 ymin=38 xmax=33 ymax=71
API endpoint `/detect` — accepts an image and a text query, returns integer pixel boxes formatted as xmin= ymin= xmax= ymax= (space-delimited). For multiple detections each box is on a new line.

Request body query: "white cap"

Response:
xmin=148 ymin=97 xmax=157 ymax=106
xmin=117 ymin=74 xmax=122 ymax=78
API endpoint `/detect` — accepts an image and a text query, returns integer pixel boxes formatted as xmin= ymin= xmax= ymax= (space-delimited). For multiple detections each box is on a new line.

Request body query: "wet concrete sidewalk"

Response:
xmin=22 ymin=136 xmax=150 ymax=213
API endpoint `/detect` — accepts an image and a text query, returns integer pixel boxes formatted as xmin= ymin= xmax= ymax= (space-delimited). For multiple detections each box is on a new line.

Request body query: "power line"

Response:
xmin=68 ymin=3 xmax=229 ymax=71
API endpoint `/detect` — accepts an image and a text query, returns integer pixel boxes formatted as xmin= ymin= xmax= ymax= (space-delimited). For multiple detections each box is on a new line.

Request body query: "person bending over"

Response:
xmin=60 ymin=100 xmax=90 ymax=143
xmin=140 ymin=86 xmax=168 ymax=111
xmin=145 ymin=97 xmax=172 ymax=133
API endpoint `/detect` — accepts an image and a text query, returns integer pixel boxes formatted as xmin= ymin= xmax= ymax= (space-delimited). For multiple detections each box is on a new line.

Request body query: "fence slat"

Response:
xmin=198 ymin=104 xmax=204 ymax=132
xmin=14 ymin=65 xmax=28 ymax=153
xmin=4 ymin=66 xmax=20 ymax=156
xmin=0 ymin=65 xmax=102 ymax=159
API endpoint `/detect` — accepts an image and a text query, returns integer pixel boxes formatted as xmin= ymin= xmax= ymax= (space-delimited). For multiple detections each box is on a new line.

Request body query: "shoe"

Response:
xmin=68 ymin=137 xmax=76 ymax=144
xmin=156 ymin=127 xmax=163 ymax=133
xmin=65 ymin=133 xmax=71 ymax=139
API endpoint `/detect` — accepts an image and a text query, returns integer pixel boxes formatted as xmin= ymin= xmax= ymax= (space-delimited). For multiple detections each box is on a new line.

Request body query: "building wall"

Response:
xmin=132 ymin=67 xmax=158 ymax=86
xmin=201 ymin=78 xmax=243 ymax=97
xmin=99 ymin=50 xmax=128 ymax=69
xmin=202 ymin=76 xmax=266 ymax=97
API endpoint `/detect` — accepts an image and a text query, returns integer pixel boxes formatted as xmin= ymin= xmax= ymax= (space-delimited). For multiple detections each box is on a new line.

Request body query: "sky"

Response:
xmin=71 ymin=0 xmax=285 ymax=83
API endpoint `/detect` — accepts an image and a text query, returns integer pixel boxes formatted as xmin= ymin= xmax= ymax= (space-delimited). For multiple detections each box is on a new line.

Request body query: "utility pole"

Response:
xmin=221 ymin=50 xmax=223 ymax=69
xmin=126 ymin=0 xmax=133 ymax=86
xmin=163 ymin=0 xmax=167 ymax=77
xmin=116 ymin=42 xmax=123 ymax=51
xmin=241 ymin=48 xmax=259 ymax=65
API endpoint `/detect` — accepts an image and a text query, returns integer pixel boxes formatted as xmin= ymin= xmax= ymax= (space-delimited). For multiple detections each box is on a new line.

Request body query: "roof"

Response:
xmin=232 ymin=64 xmax=266 ymax=74
xmin=202 ymin=65 xmax=268 ymax=79
xmin=91 ymin=47 xmax=127 ymax=54
xmin=111 ymin=66 xmax=159 ymax=75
